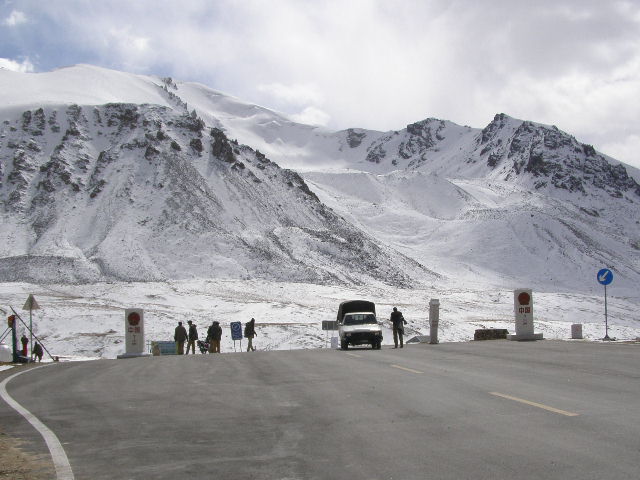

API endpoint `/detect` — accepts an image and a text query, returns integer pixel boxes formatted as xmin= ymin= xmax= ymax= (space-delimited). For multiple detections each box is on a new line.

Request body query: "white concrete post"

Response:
xmin=429 ymin=299 xmax=440 ymax=344
xmin=117 ymin=308 xmax=150 ymax=358
xmin=507 ymin=289 xmax=543 ymax=341
xmin=514 ymin=289 xmax=534 ymax=336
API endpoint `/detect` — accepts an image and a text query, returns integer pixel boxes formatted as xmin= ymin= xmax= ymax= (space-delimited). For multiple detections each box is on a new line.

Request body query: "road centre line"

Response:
xmin=0 ymin=366 xmax=75 ymax=480
xmin=344 ymin=353 xmax=362 ymax=358
xmin=390 ymin=364 xmax=424 ymax=374
xmin=489 ymin=392 xmax=579 ymax=417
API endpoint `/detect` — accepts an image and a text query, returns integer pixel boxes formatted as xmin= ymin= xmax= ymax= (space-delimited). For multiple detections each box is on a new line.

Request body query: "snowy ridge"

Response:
xmin=0 ymin=65 xmax=638 ymax=294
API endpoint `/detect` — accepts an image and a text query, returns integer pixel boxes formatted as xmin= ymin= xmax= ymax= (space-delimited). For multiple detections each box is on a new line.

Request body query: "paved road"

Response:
xmin=1 ymin=340 xmax=639 ymax=479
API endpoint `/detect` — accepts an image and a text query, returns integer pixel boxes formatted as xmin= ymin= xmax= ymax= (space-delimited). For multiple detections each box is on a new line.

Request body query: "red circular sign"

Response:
xmin=517 ymin=292 xmax=531 ymax=306
xmin=128 ymin=312 xmax=141 ymax=326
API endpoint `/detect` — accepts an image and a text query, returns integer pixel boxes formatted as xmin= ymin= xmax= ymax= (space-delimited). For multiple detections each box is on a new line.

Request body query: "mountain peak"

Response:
xmin=1 ymin=63 xmax=638 ymax=293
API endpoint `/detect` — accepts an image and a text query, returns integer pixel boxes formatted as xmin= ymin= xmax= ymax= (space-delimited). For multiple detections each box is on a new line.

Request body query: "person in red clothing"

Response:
xmin=20 ymin=334 xmax=28 ymax=357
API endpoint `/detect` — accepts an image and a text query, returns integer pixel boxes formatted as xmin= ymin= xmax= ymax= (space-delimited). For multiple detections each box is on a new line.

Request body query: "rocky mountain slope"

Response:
xmin=302 ymin=115 xmax=640 ymax=295
xmin=0 ymin=100 xmax=430 ymax=285
xmin=1 ymin=65 xmax=639 ymax=295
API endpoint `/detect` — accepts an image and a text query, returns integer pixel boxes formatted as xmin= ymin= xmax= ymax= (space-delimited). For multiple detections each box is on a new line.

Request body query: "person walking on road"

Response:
xmin=207 ymin=321 xmax=222 ymax=353
xmin=186 ymin=320 xmax=198 ymax=354
xmin=244 ymin=318 xmax=257 ymax=352
xmin=390 ymin=307 xmax=407 ymax=348
xmin=174 ymin=321 xmax=188 ymax=355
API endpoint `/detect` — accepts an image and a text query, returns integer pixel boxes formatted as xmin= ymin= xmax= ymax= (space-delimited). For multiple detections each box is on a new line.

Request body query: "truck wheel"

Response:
xmin=340 ymin=340 xmax=348 ymax=350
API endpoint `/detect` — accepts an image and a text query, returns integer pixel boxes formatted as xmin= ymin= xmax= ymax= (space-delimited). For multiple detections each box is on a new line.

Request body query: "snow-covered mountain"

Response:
xmin=0 ymin=67 xmax=433 ymax=286
xmin=1 ymin=65 xmax=639 ymax=296
xmin=301 ymin=115 xmax=640 ymax=295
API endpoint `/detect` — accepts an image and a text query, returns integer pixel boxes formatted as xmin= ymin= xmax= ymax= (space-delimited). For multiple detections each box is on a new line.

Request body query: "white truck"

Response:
xmin=337 ymin=300 xmax=382 ymax=350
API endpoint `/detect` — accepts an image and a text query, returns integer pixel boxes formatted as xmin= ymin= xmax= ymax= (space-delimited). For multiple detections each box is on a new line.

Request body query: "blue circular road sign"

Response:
xmin=230 ymin=321 xmax=243 ymax=341
xmin=597 ymin=268 xmax=614 ymax=286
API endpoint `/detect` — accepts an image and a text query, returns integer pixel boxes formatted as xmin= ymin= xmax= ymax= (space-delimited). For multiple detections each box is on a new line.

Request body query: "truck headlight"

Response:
xmin=345 ymin=333 xmax=352 ymax=337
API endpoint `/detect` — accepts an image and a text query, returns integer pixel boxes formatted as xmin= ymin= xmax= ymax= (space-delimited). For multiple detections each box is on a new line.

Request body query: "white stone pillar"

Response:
xmin=507 ymin=289 xmax=543 ymax=341
xmin=117 ymin=308 xmax=150 ymax=358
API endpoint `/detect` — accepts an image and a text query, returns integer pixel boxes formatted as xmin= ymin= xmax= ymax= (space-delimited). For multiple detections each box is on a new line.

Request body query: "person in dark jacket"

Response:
xmin=174 ymin=321 xmax=188 ymax=355
xmin=207 ymin=321 xmax=223 ymax=353
xmin=390 ymin=307 xmax=407 ymax=348
xmin=244 ymin=318 xmax=257 ymax=351
xmin=33 ymin=342 xmax=43 ymax=362
xmin=186 ymin=320 xmax=198 ymax=354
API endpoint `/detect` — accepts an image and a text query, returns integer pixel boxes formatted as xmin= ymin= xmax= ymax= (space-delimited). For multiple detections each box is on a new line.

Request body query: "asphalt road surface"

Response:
xmin=1 ymin=340 xmax=639 ymax=480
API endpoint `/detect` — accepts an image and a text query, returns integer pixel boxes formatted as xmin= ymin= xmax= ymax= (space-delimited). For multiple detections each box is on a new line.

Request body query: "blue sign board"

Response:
xmin=230 ymin=321 xmax=243 ymax=341
xmin=150 ymin=341 xmax=177 ymax=355
xmin=597 ymin=268 xmax=613 ymax=286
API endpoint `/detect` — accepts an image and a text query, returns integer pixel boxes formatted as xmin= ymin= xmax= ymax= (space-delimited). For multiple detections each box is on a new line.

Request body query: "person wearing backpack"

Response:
xmin=33 ymin=342 xmax=43 ymax=362
xmin=244 ymin=318 xmax=257 ymax=352
xmin=186 ymin=320 xmax=198 ymax=354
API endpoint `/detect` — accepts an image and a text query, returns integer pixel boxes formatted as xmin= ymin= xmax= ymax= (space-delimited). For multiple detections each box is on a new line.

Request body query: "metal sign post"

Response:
xmin=321 ymin=321 xmax=338 ymax=349
xmin=22 ymin=295 xmax=40 ymax=360
xmin=230 ymin=321 xmax=242 ymax=352
xmin=429 ymin=299 xmax=440 ymax=344
xmin=597 ymin=268 xmax=614 ymax=340
xmin=7 ymin=315 xmax=17 ymax=363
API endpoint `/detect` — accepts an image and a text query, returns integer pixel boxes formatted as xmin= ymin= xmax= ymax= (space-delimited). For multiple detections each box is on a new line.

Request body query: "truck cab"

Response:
xmin=337 ymin=300 xmax=382 ymax=350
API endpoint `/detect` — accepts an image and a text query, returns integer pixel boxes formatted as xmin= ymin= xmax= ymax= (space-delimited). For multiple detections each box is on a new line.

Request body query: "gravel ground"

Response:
xmin=0 ymin=429 xmax=53 ymax=480
xmin=0 ymin=363 xmax=54 ymax=480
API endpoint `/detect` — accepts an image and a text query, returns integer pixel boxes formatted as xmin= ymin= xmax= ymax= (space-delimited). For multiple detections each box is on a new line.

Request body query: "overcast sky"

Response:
xmin=1 ymin=0 xmax=639 ymax=168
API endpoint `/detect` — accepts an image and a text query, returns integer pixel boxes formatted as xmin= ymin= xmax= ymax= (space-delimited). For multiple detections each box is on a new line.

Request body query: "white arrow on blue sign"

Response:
xmin=230 ymin=321 xmax=243 ymax=341
xmin=597 ymin=268 xmax=613 ymax=286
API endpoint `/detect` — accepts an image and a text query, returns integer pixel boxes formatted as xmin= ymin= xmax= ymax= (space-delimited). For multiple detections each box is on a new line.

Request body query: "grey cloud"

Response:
xmin=4 ymin=0 xmax=640 ymax=168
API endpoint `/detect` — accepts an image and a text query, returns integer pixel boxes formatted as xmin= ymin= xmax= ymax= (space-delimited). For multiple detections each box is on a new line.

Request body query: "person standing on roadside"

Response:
xmin=186 ymin=320 xmax=198 ymax=354
xmin=244 ymin=318 xmax=257 ymax=352
xmin=20 ymin=334 xmax=28 ymax=357
xmin=33 ymin=342 xmax=43 ymax=362
xmin=174 ymin=321 xmax=188 ymax=355
xmin=207 ymin=321 xmax=222 ymax=353
xmin=390 ymin=307 xmax=407 ymax=348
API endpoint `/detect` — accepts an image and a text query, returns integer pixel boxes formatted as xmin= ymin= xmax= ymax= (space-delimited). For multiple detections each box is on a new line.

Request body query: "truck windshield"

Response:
xmin=343 ymin=314 xmax=376 ymax=325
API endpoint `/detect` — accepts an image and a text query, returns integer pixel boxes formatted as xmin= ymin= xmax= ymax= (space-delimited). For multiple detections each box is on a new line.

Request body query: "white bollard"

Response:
xmin=429 ymin=299 xmax=440 ymax=344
